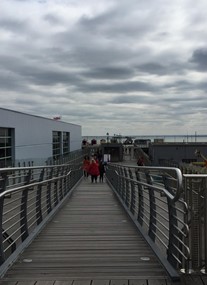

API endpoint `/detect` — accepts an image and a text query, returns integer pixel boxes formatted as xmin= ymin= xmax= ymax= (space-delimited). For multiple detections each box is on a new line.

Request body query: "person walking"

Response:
xmin=82 ymin=156 xmax=90 ymax=178
xmin=99 ymin=160 xmax=105 ymax=182
xmin=137 ymin=156 xmax=144 ymax=166
xmin=88 ymin=159 xmax=100 ymax=183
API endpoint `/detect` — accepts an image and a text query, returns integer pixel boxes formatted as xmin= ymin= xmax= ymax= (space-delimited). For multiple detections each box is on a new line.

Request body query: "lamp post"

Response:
xmin=106 ymin=132 xmax=109 ymax=143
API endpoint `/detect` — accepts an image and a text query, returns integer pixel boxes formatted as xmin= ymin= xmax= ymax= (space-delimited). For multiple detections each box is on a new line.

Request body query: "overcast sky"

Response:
xmin=1 ymin=0 xmax=207 ymax=136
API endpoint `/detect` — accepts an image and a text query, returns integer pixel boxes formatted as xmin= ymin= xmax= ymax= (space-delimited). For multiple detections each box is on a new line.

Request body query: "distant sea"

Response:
xmin=82 ymin=134 xmax=207 ymax=143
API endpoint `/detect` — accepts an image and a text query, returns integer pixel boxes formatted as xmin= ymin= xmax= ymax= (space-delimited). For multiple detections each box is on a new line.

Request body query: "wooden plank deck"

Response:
xmin=0 ymin=179 xmax=205 ymax=285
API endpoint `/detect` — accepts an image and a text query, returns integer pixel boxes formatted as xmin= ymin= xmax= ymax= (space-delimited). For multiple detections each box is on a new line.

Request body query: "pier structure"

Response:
xmin=0 ymin=150 xmax=207 ymax=284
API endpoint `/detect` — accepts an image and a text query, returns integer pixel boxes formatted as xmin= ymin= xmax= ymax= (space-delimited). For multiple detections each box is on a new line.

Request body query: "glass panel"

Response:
xmin=0 ymin=128 xmax=14 ymax=167
xmin=63 ymin=132 xmax=70 ymax=154
xmin=52 ymin=131 xmax=61 ymax=158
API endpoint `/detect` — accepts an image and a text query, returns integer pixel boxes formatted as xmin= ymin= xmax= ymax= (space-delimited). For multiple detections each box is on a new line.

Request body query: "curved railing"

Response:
xmin=105 ymin=163 xmax=190 ymax=280
xmin=183 ymin=174 xmax=207 ymax=275
xmin=0 ymin=162 xmax=83 ymax=277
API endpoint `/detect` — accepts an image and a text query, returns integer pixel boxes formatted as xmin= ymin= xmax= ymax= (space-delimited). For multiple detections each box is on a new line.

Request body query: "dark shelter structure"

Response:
xmin=100 ymin=143 xmax=123 ymax=162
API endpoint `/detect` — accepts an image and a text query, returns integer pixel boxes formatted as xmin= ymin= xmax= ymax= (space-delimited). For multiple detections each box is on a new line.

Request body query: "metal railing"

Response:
xmin=105 ymin=163 xmax=190 ymax=280
xmin=1 ymin=154 xmax=206 ymax=279
xmin=183 ymin=174 xmax=207 ymax=274
xmin=0 ymin=160 xmax=83 ymax=277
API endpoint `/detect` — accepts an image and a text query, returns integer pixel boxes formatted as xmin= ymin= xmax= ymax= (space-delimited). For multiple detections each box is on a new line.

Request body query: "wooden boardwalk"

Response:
xmin=0 ymin=179 xmax=206 ymax=285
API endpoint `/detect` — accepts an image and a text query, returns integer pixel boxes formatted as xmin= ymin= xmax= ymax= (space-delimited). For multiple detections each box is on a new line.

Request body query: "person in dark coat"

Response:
xmin=137 ymin=156 xmax=144 ymax=166
xmin=99 ymin=160 xmax=105 ymax=182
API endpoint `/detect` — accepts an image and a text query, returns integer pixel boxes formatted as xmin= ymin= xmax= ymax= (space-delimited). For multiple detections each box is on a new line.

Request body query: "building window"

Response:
xmin=0 ymin=128 xmax=13 ymax=168
xmin=63 ymin=132 xmax=70 ymax=155
xmin=52 ymin=131 xmax=61 ymax=159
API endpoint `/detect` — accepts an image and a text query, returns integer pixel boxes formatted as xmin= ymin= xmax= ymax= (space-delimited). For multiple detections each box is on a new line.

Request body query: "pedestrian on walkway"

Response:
xmin=137 ymin=156 xmax=144 ymax=166
xmin=99 ymin=160 xmax=105 ymax=182
xmin=82 ymin=156 xmax=90 ymax=178
xmin=88 ymin=159 xmax=100 ymax=183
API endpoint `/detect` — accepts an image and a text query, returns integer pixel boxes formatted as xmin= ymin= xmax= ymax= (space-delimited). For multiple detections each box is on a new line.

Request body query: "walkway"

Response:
xmin=0 ymin=179 xmax=206 ymax=285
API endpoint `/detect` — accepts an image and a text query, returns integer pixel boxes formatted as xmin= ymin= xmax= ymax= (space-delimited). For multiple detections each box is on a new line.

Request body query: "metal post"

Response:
xmin=124 ymin=168 xmax=129 ymax=207
xmin=20 ymin=170 xmax=32 ymax=242
xmin=59 ymin=166 xmax=64 ymax=201
xmin=145 ymin=171 xmax=156 ymax=242
xmin=203 ymin=177 xmax=207 ymax=274
xmin=191 ymin=179 xmax=200 ymax=271
xmin=129 ymin=168 xmax=135 ymax=214
xmin=53 ymin=167 xmax=59 ymax=207
xmin=46 ymin=168 xmax=53 ymax=214
xmin=0 ymin=173 xmax=8 ymax=265
xmin=36 ymin=169 xmax=45 ymax=225
xmin=136 ymin=170 xmax=144 ymax=226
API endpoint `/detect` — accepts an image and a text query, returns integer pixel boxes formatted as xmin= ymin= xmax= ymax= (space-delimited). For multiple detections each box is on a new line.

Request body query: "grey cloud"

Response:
xmin=1 ymin=0 xmax=207 ymax=135
xmin=78 ymin=1 xmax=161 ymax=41
xmin=136 ymin=63 xmax=167 ymax=75
xmin=44 ymin=14 xmax=63 ymax=25
xmin=25 ymin=69 xmax=80 ymax=86
xmin=76 ymin=80 xmax=159 ymax=94
xmin=110 ymin=95 xmax=151 ymax=104
xmin=81 ymin=67 xmax=135 ymax=80
xmin=165 ymin=95 xmax=207 ymax=103
xmin=0 ymin=18 xmax=28 ymax=33
xmin=190 ymin=48 xmax=207 ymax=71
xmin=0 ymin=55 xmax=82 ymax=87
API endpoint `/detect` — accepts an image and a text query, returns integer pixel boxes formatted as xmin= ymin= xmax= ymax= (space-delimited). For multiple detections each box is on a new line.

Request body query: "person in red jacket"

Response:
xmin=82 ymin=156 xmax=90 ymax=178
xmin=88 ymin=159 xmax=100 ymax=183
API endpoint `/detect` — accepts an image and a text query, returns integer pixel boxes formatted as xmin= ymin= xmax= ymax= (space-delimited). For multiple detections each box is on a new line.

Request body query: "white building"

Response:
xmin=0 ymin=108 xmax=82 ymax=167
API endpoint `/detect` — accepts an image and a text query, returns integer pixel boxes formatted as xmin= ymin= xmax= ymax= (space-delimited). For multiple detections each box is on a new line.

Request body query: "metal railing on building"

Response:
xmin=0 ymin=157 xmax=83 ymax=277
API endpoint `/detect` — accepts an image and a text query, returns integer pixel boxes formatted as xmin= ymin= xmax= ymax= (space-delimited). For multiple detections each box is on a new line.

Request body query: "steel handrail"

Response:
xmin=0 ymin=170 xmax=73 ymax=198
xmin=111 ymin=163 xmax=183 ymax=202
xmin=105 ymin=163 xmax=190 ymax=280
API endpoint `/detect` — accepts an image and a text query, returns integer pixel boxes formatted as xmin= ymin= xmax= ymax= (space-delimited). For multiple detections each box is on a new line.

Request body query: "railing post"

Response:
xmin=36 ymin=169 xmax=45 ymax=225
xmin=167 ymin=198 xmax=180 ymax=268
xmin=124 ymin=168 xmax=129 ymax=207
xmin=66 ymin=165 xmax=71 ymax=194
xmin=53 ymin=167 xmax=59 ymax=207
xmin=59 ymin=166 xmax=64 ymax=201
xmin=115 ymin=166 xmax=121 ymax=191
xmin=162 ymin=176 xmax=180 ymax=268
xmin=63 ymin=166 xmax=67 ymax=196
xmin=203 ymin=177 xmax=207 ymax=274
xmin=129 ymin=168 xmax=135 ymax=214
xmin=189 ymin=178 xmax=203 ymax=272
xmin=0 ymin=196 xmax=4 ymax=265
xmin=145 ymin=171 xmax=156 ymax=241
xmin=116 ymin=166 xmax=122 ymax=195
xmin=0 ymin=173 xmax=8 ymax=265
xmin=20 ymin=170 xmax=32 ymax=242
xmin=46 ymin=168 xmax=53 ymax=214
xmin=135 ymin=170 xmax=144 ymax=226
xmin=120 ymin=168 xmax=125 ymax=200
